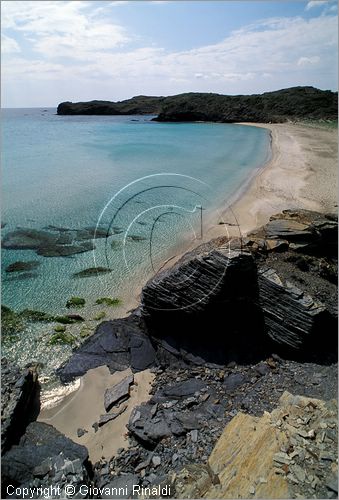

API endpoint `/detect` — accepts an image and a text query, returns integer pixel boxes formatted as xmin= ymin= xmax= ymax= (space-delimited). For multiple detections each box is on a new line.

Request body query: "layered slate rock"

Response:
xmin=249 ymin=209 xmax=338 ymax=256
xmin=1 ymin=359 xmax=40 ymax=454
xmin=141 ymin=248 xmax=267 ymax=363
xmin=258 ymin=268 xmax=330 ymax=350
xmin=2 ymin=422 xmax=90 ymax=498
xmin=57 ymin=317 xmax=156 ymax=383
xmin=104 ymin=374 xmax=134 ymax=411
xmin=166 ymin=392 xmax=338 ymax=499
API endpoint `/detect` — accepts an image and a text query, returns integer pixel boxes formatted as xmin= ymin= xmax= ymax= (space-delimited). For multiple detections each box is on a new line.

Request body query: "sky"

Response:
xmin=1 ymin=0 xmax=338 ymax=107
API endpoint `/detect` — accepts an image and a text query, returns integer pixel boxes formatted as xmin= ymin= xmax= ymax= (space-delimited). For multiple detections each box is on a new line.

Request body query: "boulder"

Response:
xmin=162 ymin=379 xmax=206 ymax=399
xmin=1 ymin=359 xmax=40 ymax=454
xmin=141 ymin=248 xmax=264 ymax=364
xmin=57 ymin=317 xmax=156 ymax=382
xmin=2 ymin=422 xmax=90 ymax=498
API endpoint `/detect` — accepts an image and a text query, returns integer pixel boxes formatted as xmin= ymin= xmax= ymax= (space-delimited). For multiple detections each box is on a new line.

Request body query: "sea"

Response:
xmin=1 ymin=108 xmax=271 ymax=378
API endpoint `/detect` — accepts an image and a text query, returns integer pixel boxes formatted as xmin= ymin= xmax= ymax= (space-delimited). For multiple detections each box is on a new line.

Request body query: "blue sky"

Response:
xmin=1 ymin=0 xmax=338 ymax=107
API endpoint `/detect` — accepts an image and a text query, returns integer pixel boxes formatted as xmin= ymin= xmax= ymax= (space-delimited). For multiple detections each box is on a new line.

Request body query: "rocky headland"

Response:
xmin=1 ymin=209 xmax=337 ymax=499
xmin=57 ymin=86 xmax=338 ymax=123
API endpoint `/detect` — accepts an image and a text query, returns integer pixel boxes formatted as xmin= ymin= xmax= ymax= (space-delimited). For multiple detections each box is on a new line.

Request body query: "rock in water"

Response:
xmin=104 ymin=374 xmax=134 ymax=411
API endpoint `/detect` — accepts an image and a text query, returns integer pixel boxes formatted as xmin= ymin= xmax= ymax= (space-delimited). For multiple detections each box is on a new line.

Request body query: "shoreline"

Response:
xmin=35 ymin=120 xmax=338 ymax=462
xmin=197 ymin=121 xmax=338 ymax=244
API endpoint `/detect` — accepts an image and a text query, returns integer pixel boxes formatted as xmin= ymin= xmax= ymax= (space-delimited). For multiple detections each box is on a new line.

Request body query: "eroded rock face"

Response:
xmin=166 ymin=392 xmax=338 ymax=499
xmin=257 ymin=267 xmax=330 ymax=350
xmin=141 ymin=249 xmax=266 ymax=364
xmin=1 ymin=359 xmax=40 ymax=454
xmin=2 ymin=422 xmax=90 ymax=499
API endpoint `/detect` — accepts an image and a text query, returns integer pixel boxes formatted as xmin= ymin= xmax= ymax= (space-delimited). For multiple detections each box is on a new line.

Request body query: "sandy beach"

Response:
xmin=204 ymin=122 xmax=338 ymax=241
xmin=36 ymin=121 xmax=337 ymax=463
xmin=39 ymin=366 xmax=154 ymax=464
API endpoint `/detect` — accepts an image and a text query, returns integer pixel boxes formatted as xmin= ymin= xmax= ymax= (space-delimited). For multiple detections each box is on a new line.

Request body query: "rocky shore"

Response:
xmin=1 ymin=209 xmax=337 ymax=498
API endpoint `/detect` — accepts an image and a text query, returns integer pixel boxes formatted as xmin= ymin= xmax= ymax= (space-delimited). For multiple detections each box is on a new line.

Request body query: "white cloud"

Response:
xmin=297 ymin=55 xmax=321 ymax=66
xmin=1 ymin=1 xmax=129 ymax=59
xmin=1 ymin=34 xmax=21 ymax=54
xmin=1 ymin=6 xmax=338 ymax=106
xmin=305 ymin=1 xmax=328 ymax=10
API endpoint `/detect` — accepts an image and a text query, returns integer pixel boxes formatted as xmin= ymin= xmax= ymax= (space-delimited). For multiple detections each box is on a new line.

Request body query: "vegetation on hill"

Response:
xmin=57 ymin=86 xmax=338 ymax=123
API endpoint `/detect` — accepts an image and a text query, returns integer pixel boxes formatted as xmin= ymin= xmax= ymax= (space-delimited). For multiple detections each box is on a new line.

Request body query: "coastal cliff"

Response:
xmin=57 ymin=86 xmax=338 ymax=123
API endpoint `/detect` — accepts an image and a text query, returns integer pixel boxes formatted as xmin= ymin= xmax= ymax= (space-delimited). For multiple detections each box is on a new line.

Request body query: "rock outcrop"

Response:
xmin=167 ymin=392 xmax=338 ymax=499
xmin=2 ymin=422 xmax=91 ymax=499
xmin=1 ymin=359 xmax=40 ymax=454
xmin=57 ymin=87 xmax=338 ymax=123
xmin=248 ymin=210 xmax=338 ymax=256
xmin=58 ymin=210 xmax=337 ymax=383
xmin=58 ymin=317 xmax=156 ymax=383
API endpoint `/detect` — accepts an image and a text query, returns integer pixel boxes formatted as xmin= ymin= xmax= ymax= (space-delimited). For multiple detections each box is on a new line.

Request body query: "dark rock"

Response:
xmin=223 ymin=373 xmax=249 ymax=392
xmin=99 ymin=404 xmax=127 ymax=427
xmin=73 ymin=267 xmax=112 ymax=278
xmin=77 ymin=428 xmax=88 ymax=438
xmin=1 ymin=359 xmax=40 ymax=454
xmin=104 ymin=376 xmax=134 ymax=411
xmin=162 ymin=379 xmax=206 ymax=399
xmin=250 ymin=210 xmax=338 ymax=256
xmin=254 ymin=362 xmax=271 ymax=376
xmin=100 ymin=473 xmax=139 ymax=499
xmin=2 ymin=422 xmax=89 ymax=493
xmin=141 ymin=248 xmax=265 ymax=364
xmin=57 ymin=317 xmax=156 ymax=382
xmin=258 ymin=267 xmax=332 ymax=349
xmin=5 ymin=261 xmax=40 ymax=273
xmin=128 ymin=405 xmax=171 ymax=447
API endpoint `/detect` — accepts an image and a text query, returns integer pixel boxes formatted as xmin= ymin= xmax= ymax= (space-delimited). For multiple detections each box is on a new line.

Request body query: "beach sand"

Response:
xmin=37 ymin=121 xmax=337 ymax=463
xmin=38 ymin=366 xmax=154 ymax=463
xmin=204 ymin=122 xmax=338 ymax=241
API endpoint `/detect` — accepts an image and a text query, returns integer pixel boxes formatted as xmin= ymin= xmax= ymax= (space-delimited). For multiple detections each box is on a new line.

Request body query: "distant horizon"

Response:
xmin=2 ymin=1 xmax=337 ymax=108
xmin=2 ymin=83 xmax=338 ymax=109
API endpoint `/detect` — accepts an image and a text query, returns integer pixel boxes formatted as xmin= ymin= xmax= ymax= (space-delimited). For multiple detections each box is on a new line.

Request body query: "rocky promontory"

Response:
xmin=57 ymin=86 xmax=338 ymax=123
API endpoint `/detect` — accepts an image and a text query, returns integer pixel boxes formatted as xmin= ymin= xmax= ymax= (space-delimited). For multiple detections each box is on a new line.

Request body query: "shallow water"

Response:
xmin=2 ymin=108 xmax=270 ymax=372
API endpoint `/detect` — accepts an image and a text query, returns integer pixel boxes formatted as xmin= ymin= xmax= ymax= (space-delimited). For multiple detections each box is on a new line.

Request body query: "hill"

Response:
xmin=57 ymin=86 xmax=338 ymax=123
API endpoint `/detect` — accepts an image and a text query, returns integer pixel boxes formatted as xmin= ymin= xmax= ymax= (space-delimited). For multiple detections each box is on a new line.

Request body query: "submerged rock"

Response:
xmin=73 ymin=266 xmax=112 ymax=278
xmin=5 ymin=261 xmax=40 ymax=273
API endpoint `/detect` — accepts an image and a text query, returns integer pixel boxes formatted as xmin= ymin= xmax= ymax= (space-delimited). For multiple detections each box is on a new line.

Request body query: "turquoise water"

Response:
xmin=2 ymin=109 xmax=270 ymax=315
